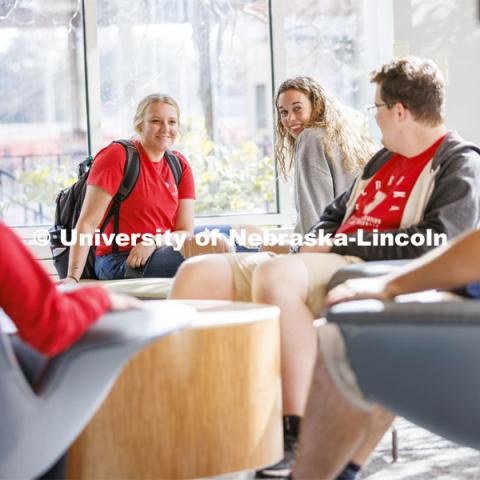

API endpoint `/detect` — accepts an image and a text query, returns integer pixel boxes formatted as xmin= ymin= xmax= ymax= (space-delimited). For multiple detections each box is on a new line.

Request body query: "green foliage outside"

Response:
xmin=0 ymin=201 xmax=8 ymax=218
xmin=178 ymin=118 xmax=276 ymax=216
xmin=15 ymin=165 xmax=77 ymax=221
xmin=10 ymin=119 xmax=276 ymax=223
xmin=18 ymin=166 xmax=76 ymax=205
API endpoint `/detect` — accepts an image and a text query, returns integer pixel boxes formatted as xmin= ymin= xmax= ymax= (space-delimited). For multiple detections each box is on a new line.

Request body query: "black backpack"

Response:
xmin=49 ymin=139 xmax=183 ymax=279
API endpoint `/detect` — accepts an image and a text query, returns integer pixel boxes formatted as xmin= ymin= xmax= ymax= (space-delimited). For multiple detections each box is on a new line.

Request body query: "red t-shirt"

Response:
xmin=0 ymin=222 xmax=111 ymax=356
xmin=88 ymin=140 xmax=196 ymax=255
xmin=337 ymin=135 xmax=447 ymax=235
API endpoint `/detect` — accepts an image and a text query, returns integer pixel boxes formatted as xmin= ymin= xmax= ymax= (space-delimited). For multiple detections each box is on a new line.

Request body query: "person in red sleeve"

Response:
xmin=0 ymin=222 xmax=140 ymax=357
xmin=0 ymin=222 xmax=140 ymax=480
xmin=64 ymin=93 xmax=231 ymax=285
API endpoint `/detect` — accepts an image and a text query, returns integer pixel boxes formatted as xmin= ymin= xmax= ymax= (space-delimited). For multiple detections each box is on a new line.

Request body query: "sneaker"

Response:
xmin=255 ymin=415 xmax=301 ymax=479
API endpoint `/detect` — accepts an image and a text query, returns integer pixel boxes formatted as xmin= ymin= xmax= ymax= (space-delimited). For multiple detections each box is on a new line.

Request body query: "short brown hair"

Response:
xmin=133 ymin=93 xmax=180 ymax=133
xmin=370 ymin=56 xmax=445 ymax=126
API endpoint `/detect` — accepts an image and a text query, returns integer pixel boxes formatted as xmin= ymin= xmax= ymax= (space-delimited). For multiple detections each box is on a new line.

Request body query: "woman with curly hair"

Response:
xmin=275 ymin=76 xmax=376 ymax=235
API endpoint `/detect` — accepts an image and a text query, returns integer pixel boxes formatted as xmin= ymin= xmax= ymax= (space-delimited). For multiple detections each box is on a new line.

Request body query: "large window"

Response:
xmin=96 ymin=0 xmax=276 ymax=217
xmin=282 ymin=0 xmax=394 ymax=140
xmin=0 ymin=0 xmax=87 ymax=225
xmin=284 ymin=0 xmax=364 ymax=107
xmin=0 ymin=0 xmax=392 ymax=226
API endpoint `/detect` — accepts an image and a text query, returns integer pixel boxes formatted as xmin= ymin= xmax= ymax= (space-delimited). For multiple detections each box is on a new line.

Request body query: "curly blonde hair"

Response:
xmin=275 ymin=77 xmax=377 ymax=178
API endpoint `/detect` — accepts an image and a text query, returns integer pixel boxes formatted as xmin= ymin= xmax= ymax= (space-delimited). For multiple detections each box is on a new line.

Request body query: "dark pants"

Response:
xmin=95 ymin=224 xmax=259 ymax=281
xmin=95 ymin=246 xmax=184 ymax=280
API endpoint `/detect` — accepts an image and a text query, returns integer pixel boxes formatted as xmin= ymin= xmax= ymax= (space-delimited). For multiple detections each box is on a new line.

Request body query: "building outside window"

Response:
xmin=0 ymin=0 xmax=390 ymax=226
xmin=0 ymin=0 xmax=87 ymax=225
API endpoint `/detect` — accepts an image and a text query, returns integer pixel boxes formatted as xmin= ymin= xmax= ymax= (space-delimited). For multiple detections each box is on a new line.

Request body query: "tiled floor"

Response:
xmin=210 ymin=418 xmax=480 ymax=480
xmin=361 ymin=418 xmax=480 ymax=480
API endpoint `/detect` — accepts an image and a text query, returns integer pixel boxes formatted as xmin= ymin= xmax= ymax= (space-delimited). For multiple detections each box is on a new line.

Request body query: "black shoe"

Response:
xmin=255 ymin=415 xmax=301 ymax=479
xmin=336 ymin=462 xmax=361 ymax=480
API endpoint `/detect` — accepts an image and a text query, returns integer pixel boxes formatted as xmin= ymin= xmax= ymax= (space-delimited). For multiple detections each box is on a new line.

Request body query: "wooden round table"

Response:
xmin=67 ymin=300 xmax=283 ymax=479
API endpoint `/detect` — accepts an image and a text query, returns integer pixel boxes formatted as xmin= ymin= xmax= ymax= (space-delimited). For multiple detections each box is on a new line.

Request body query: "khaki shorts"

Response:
xmin=224 ymin=251 xmax=363 ymax=318
xmin=316 ymin=323 xmax=374 ymax=412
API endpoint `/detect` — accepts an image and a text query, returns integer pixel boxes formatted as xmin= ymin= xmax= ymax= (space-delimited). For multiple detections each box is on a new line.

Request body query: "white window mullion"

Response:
xmin=360 ymin=0 xmax=394 ymax=139
xmin=82 ymin=0 xmax=103 ymax=154
xmin=269 ymin=0 xmax=295 ymax=228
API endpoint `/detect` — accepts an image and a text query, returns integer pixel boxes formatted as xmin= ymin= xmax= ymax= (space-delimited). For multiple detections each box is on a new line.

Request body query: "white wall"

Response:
xmin=393 ymin=0 xmax=480 ymax=144
xmin=361 ymin=0 xmax=394 ymax=141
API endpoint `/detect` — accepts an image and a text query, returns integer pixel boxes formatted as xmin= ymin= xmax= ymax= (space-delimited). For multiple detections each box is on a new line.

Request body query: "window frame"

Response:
xmin=81 ymin=0 xmax=393 ymax=228
xmin=81 ymin=0 xmax=293 ymax=227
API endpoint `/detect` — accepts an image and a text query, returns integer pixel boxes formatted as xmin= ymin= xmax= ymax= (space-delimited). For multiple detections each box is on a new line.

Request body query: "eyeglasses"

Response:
xmin=366 ymin=103 xmax=393 ymax=112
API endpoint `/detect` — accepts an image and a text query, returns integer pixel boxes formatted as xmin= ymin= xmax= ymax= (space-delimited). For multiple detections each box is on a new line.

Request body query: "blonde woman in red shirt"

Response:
xmin=64 ymin=93 xmax=231 ymax=284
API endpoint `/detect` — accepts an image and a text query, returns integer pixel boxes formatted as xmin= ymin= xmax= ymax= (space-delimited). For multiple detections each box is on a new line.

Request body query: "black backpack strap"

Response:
xmin=114 ymin=139 xmax=141 ymax=200
xmin=100 ymin=140 xmax=141 ymax=253
xmin=165 ymin=150 xmax=183 ymax=187
xmin=98 ymin=142 xmax=181 ymax=254
xmin=78 ymin=155 xmax=93 ymax=177
xmin=98 ymin=201 xmax=117 ymax=236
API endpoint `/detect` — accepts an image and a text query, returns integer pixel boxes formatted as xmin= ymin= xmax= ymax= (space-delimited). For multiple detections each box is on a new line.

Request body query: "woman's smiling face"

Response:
xmin=277 ymin=89 xmax=313 ymax=138
xmin=139 ymin=101 xmax=179 ymax=152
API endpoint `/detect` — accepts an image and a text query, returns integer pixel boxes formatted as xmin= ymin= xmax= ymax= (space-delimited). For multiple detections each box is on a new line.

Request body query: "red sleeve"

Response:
xmin=88 ymin=143 xmax=127 ymax=196
xmin=173 ymin=151 xmax=196 ymax=200
xmin=0 ymin=223 xmax=111 ymax=356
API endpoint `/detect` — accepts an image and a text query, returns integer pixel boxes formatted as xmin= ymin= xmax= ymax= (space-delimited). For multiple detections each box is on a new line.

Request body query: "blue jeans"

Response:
xmin=95 ymin=247 xmax=184 ymax=280
xmin=194 ymin=224 xmax=259 ymax=253
xmin=95 ymin=224 xmax=258 ymax=280
xmin=465 ymin=282 xmax=480 ymax=298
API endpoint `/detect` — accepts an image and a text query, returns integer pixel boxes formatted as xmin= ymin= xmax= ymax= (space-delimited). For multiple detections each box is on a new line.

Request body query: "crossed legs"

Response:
xmin=171 ymin=253 xmax=319 ymax=414
xmin=171 ymin=252 xmax=352 ymax=415
xmin=169 ymin=253 xmax=393 ymax=476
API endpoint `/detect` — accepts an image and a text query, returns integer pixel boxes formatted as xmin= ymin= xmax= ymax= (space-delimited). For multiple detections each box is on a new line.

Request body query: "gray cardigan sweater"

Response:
xmin=294 ymin=128 xmax=357 ymax=235
xmin=307 ymin=131 xmax=480 ymax=260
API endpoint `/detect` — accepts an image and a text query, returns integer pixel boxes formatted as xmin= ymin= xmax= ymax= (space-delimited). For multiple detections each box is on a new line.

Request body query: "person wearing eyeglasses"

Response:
xmin=169 ymin=56 xmax=480 ymax=479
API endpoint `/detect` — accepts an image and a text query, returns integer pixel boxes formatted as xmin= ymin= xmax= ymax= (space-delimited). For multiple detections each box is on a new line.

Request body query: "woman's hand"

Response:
xmin=108 ymin=292 xmax=143 ymax=311
xmin=127 ymin=242 xmax=156 ymax=268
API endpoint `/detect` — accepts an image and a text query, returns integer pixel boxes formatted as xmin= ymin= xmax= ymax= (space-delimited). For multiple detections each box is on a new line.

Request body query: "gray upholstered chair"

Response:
xmin=0 ymin=300 xmax=197 ymax=479
xmin=326 ymin=260 xmax=410 ymax=291
xmin=328 ymin=298 xmax=480 ymax=450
